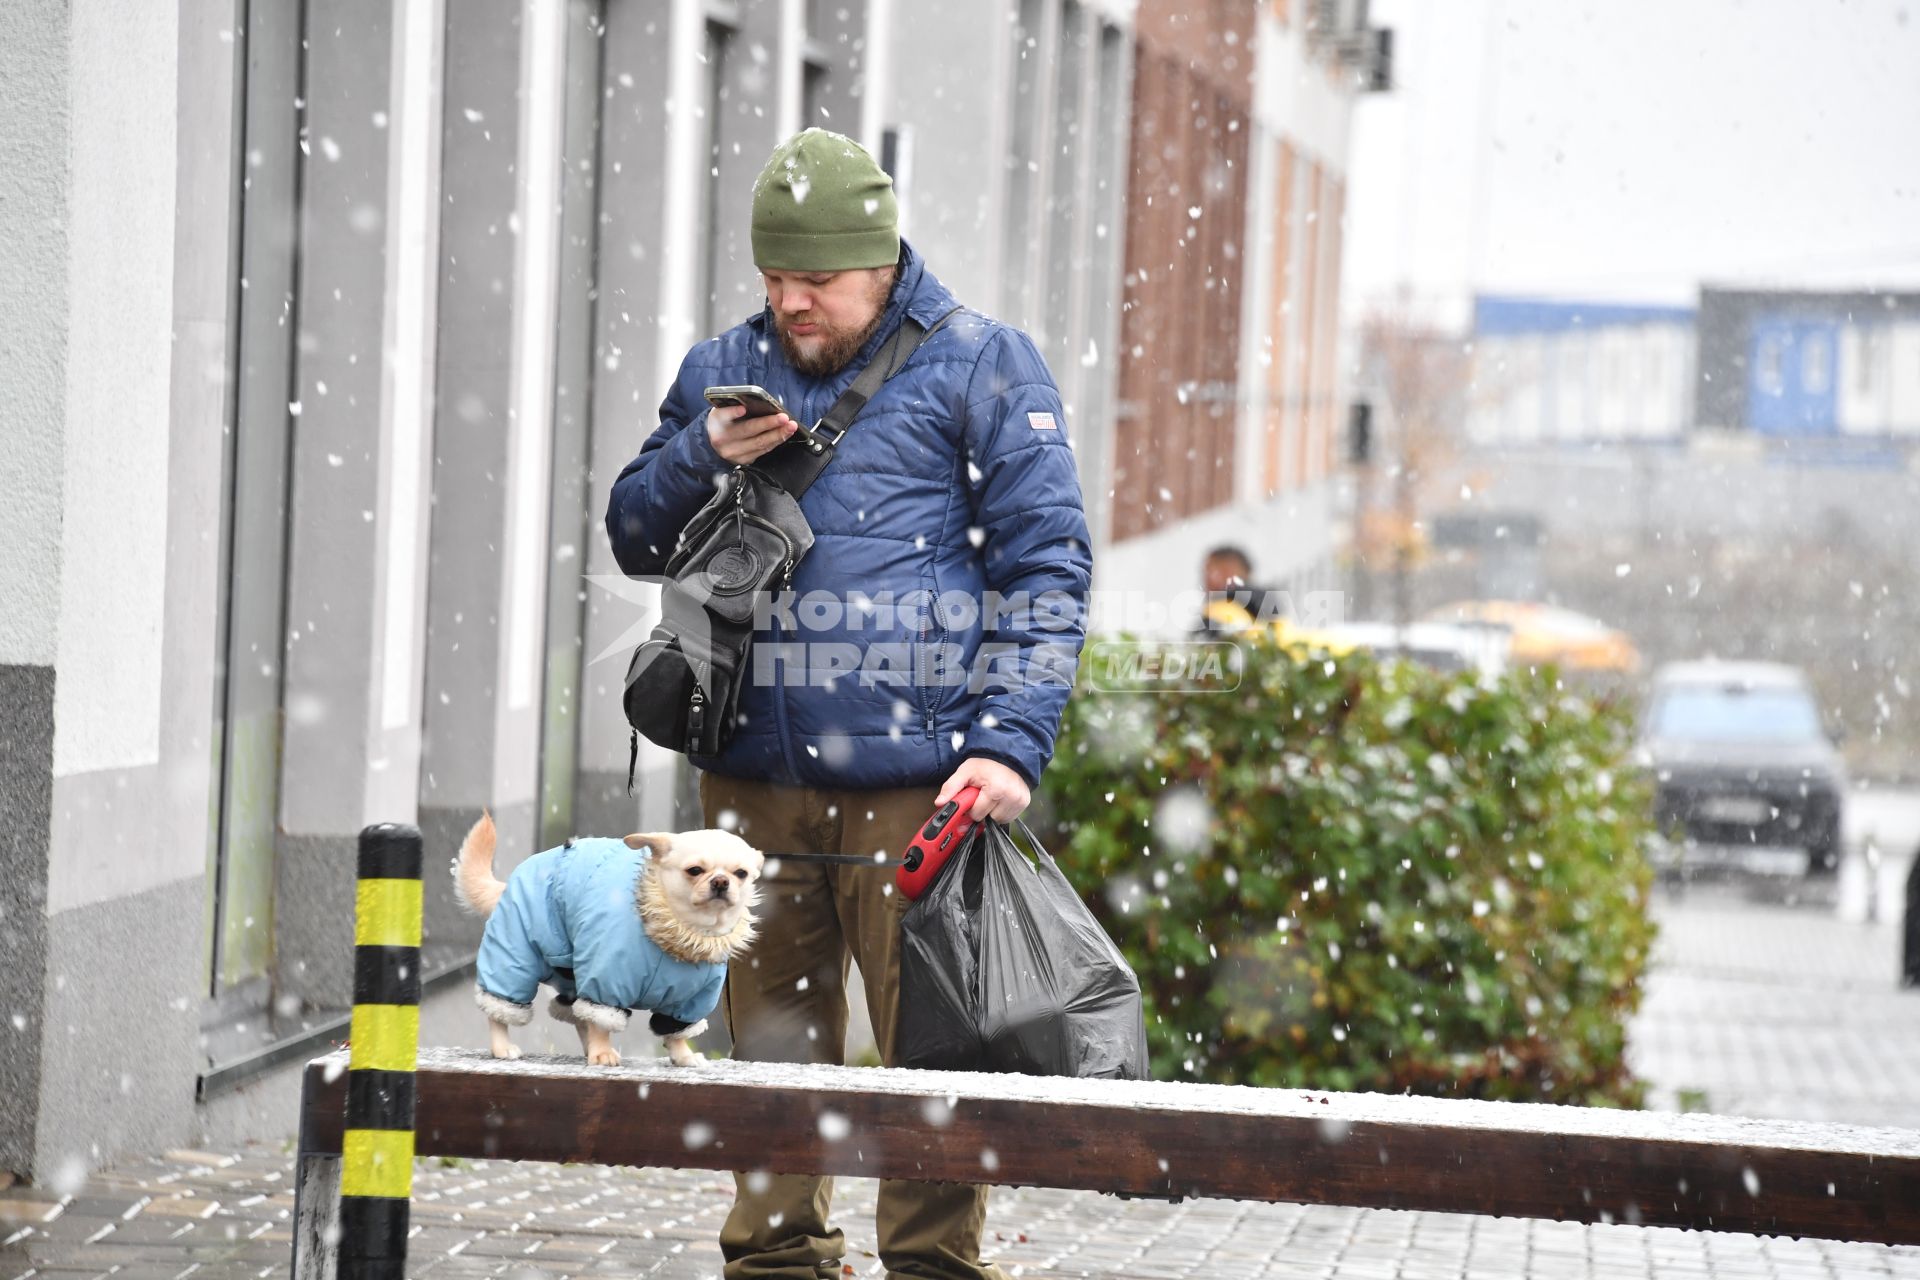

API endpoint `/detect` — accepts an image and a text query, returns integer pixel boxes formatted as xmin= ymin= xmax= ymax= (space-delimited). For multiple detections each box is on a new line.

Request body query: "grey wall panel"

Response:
xmin=416 ymin=798 xmax=533 ymax=957
xmin=30 ymin=877 xmax=202 ymax=1184
xmin=273 ymin=833 xmax=360 ymax=1007
xmin=0 ymin=664 xmax=54 ymax=1175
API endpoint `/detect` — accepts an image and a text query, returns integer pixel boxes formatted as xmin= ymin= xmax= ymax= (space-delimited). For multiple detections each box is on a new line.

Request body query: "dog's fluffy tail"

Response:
xmin=453 ymin=811 xmax=505 ymax=917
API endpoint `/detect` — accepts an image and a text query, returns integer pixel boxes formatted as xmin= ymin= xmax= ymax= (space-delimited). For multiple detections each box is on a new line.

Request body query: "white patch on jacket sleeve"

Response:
xmin=1027 ymin=411 xmax=1058 ymax=431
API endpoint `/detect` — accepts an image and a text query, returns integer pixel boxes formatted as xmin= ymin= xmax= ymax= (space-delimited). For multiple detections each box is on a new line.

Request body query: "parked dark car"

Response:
xmin=1638 ymin=661 xmax=1846 ymax=875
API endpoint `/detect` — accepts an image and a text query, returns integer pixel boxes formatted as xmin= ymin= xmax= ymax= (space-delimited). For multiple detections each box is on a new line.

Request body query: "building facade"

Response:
xmin=1466 ymin=289 xmax=1920 ymax=448
xmin=1466 ymin=296 xmax=1697 ymax=447
xmin=1695 ymin=288 xmax=1920 ymax=438
xmin=0 ymin=0 xmax=1141 ymax=1183
xmin=1100 ymin=0 xmax=1371 ymax=613
xmin=0 ymin=0 xmax=1360 ymax=1180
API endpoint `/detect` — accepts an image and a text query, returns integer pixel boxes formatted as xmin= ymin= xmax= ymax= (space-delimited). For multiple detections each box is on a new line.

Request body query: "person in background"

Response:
xmin=1198 ymin=543 xmax=1275 ymax=635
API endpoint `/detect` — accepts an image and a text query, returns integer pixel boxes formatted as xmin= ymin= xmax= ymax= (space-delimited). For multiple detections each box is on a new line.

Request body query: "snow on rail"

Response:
xmin=312 ymin=1047 xmax=1920 ymax=1160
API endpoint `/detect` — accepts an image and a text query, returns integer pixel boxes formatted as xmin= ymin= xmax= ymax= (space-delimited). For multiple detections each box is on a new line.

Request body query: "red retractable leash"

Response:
xmin=894 ymin=785 xmax=981 ymax=900
xmin=760 ymin=785 xmax=981 ymax=901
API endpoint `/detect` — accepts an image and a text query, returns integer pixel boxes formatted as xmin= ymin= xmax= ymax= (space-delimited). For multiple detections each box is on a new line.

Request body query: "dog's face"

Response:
xmin=626 ymin=829 xmax=764 ymax=935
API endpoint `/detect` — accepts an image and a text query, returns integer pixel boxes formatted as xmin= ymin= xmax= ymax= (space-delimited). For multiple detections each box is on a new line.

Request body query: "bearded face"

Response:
xmin=762 ymin=265 xmax=897 ymax=378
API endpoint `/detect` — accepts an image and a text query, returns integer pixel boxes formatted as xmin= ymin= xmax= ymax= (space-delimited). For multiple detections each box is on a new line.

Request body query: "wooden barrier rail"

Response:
xmin=290 ymin=1046 xmax=1920 ymax=1273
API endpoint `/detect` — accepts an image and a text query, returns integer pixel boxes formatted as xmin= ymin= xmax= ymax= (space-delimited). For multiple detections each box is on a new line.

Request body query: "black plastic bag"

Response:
xmin=898 ymin=820 xmax=1149 ymax=1079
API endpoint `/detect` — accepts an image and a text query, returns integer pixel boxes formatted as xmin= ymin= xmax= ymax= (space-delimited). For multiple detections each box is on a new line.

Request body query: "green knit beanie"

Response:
xmin=751 ymin=128 xmax=900 ymax=271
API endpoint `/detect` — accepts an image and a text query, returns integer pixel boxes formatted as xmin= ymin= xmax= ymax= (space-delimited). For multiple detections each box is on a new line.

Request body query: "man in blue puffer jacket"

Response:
xmin=606 ymin=128 xmax=1089 ymax=1280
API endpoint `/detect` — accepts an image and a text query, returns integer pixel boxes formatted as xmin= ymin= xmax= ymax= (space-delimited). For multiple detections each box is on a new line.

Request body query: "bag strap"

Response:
xmin=752 ymin=305 xmax=962 ymax=498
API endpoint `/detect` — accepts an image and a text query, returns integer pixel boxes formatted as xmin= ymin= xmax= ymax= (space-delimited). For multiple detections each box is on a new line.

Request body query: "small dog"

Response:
xmin=453 ymin=812 xmax=762 ymax=1067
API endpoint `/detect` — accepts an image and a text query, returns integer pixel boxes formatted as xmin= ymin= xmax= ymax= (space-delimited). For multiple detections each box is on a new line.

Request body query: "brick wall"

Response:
xmin=1112 ymin=0 xmax=1255 ymax=541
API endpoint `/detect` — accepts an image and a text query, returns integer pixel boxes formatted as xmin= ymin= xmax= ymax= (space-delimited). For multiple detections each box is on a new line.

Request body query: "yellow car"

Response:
xmin=1421 ymin=600 xmax=1640 ymax=674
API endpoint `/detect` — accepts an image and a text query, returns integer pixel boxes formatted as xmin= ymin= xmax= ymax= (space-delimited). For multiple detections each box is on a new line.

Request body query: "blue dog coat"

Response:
xmin=474 ymin=838 xmax=727 ymax=1031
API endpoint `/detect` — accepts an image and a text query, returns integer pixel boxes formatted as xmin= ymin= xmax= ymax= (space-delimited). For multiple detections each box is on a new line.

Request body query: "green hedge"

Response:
xmin=1040 ymin=636 xmax=1655 ymax=1107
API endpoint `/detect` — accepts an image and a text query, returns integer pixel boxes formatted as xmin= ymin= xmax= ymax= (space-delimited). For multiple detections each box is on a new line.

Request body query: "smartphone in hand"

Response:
xmin=704 ymin=385 xmax=829 ymax=451
xmin=704 ymin=384 xmax=787 ymax=419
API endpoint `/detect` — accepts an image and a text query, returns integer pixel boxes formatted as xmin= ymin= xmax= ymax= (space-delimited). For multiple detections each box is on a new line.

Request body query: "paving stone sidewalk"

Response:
xmin=1628 ymin=880 xmax=1920 ymax=1131
xmin=7 ymin=881 xmax=1920 ymax=1279
xmin=6 ymin=1146 xmax=1920 ymax=1280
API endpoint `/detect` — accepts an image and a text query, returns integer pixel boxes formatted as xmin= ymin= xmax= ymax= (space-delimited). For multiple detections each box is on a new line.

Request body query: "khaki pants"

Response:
xmin=700 ymin=772 xmax=1007 ymax=1280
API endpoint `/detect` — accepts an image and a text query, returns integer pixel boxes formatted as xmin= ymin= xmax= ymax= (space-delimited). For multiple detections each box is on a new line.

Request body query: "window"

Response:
xmin=1651 ymin=686 xmax=1823 ymax=745
xmin=207 ymin=0 xmax=309 ymax=997
xmin=800 ymin=0 xmax=860 ymax=131
xmin=1755 ymin=333 xmax=1784 ymax=396
xmin=803 ymin=58 xmax=830 ymax=127
xmin=1801 ymin=331 xmax=1831 ymax=394
xmin=802 ymin=0 xmax=830 ymax=128
xmin=1856 ymin=327 xmax=1882 ymax=395
xmin=701 ymin=19 xmax=735 ymax=336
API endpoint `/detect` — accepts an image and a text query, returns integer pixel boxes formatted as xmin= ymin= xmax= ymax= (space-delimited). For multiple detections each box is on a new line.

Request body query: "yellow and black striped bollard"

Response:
xmin=340 ymin=822 xmax=423 ymax=1280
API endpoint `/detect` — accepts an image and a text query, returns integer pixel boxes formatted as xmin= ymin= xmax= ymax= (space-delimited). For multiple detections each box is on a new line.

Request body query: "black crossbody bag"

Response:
xmin=622 ymin=308 xmax=958 ymax=787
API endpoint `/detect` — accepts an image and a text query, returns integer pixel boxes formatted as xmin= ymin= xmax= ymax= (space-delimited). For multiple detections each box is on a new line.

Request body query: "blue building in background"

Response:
xmin=1468 ymin=295 xmax=1696 ymax=445
xmin=1695 ymin=288 xmax=1920 ymax=439
xmin=1468 ymin=288 xmax=1920 ymax=446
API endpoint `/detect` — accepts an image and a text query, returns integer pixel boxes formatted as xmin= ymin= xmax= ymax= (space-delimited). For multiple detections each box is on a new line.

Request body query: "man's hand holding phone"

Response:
xmin=704 ymin=385 xmax=818 ymax=465
xmin=705 ymin=402 xmax=796 ymax=465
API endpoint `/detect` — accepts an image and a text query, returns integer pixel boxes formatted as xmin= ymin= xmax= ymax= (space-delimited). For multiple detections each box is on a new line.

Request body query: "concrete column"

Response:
xmin=0 ymin=0 xmax=233 ymax=1180
xmin=277 ymin=0 xmax=444 ymax=1008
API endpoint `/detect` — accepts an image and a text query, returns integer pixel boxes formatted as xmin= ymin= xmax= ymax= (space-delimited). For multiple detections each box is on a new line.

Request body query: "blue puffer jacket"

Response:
xmin=606 ymin=242 xmax=1092 ymax=791
xmin=475 ymin=839 xmax=725 ymax=1026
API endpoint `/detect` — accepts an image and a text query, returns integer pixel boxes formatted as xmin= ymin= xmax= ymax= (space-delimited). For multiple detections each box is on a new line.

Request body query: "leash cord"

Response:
xmin=762 ymin=850 xmax=905 ymax=868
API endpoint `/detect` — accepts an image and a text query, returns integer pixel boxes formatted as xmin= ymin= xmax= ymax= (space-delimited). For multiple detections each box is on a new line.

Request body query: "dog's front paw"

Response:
xmin=587 ymin=1044 xmax=622 ymax=1067
xmin=491 ymin=1043 xmax=523 ymax=1061
xmin=664 ymin=1038 xmax=703 ymax=1067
